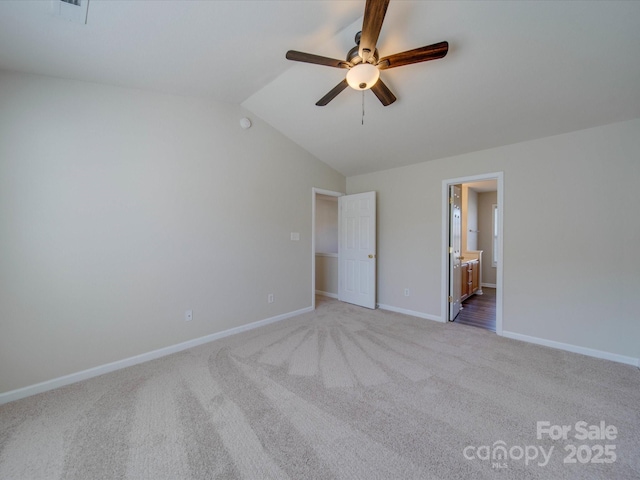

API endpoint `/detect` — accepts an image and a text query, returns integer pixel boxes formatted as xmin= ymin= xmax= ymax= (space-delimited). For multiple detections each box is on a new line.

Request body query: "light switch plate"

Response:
xmin=290 ymin=232 xmax=300 ymax=241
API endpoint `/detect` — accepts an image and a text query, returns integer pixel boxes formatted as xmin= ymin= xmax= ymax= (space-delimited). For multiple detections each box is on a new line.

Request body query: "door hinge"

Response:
xmin=448 ymin=296 xmax=453 ymax=303
xmin=449 ymin=246 xmax=453 ymax=254
xmin=449 ymin=197 xmax=453 ymax=204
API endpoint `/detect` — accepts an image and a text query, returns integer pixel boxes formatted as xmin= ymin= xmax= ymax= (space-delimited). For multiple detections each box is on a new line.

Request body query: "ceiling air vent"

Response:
xmin=51 ymin=0 xmax=89 ymax=24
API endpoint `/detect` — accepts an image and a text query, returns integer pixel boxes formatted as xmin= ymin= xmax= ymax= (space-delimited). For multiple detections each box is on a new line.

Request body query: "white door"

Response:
xmin=449 ymin=185 xmax=462 ymax=320
xmin=338 ymin=191 xmax=376 ymax=309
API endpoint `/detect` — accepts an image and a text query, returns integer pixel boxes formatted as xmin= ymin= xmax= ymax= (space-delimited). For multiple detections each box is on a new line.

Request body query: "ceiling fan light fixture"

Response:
xmin=346 ymin=63 xmax=380 ymax=91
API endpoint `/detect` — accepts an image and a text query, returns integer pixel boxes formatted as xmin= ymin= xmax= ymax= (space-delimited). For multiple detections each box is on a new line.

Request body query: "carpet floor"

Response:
xmin=1 ymin=296 xmax=639 ymax=479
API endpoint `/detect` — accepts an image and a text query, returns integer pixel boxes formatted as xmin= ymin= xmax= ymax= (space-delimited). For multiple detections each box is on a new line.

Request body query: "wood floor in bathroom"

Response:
xmin=455 ymin=287 xmax=496 ymax=332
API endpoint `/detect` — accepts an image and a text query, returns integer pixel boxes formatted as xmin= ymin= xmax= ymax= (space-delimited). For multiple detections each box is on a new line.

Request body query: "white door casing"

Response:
xmin=449 ymin=185 xmax=462 ymax=320
xmin=338 ymin=191 xmax=376 ymax=309
xmin=441 ymin=172 xmax=503 ymax=335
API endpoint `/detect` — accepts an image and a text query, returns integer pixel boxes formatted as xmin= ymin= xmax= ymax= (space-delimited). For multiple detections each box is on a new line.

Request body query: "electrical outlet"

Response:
xmin=268 ymin=294 xmax=274 ymax=304
xmin=185 ymin=310 xmax=193 ymax=321
xmin=404 ymin=288 xmax=410 ymax=297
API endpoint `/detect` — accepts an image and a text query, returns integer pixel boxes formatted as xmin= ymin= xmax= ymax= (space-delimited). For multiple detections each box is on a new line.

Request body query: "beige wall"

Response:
xmin=461 ymin=185 xmax=478 ymax=252
xmin=478 ymin=191 xmax=498 ymax=285
xmin=347 ymin=118 xmax=640 ymax=361
xmin=0 ymin=72 xmax=345 ymax=394
xmin=315 ymin=194 xmax=339 ymax=296
xmin=2 ymin=69 xmax=638 ymax=394
xmin=315 ymin=255 xmax=338 ymax=296
xmin=315 ymin=195 xmax=338 ymax=254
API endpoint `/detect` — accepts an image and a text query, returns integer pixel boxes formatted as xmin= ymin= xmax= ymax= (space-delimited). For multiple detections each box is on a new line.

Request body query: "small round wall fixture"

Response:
xmin=240 ymin=117 xmax=252 ymax=129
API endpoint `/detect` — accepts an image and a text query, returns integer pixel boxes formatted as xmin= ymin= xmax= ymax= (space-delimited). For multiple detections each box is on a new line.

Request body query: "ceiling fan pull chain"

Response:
xmin=362 ymin=90 xmax=365 ymax=125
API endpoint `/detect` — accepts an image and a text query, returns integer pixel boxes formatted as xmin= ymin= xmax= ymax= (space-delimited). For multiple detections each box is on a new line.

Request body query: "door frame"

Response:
xmin=449 ymin=185 xmax=462 ymax=321
xmin=441 ymin=172 xmax=504 ymax=335
xmin=311 ymin=188 xmax=344 ymax=309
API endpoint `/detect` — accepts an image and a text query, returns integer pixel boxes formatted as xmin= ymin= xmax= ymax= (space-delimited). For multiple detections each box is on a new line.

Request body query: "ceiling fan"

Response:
xmin=285 ymin=0 xmax=448 ymax=107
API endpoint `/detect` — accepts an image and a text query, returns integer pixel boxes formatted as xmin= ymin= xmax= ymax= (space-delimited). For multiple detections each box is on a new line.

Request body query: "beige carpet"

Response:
xmin=1 ymin=296 xmax=639 ymax=479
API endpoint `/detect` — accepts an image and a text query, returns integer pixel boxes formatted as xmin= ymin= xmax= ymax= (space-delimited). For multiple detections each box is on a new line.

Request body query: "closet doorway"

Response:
xmin=312 ymin=188 xmax=378 ymax=310
xmin=311 ymin=188 xmax=342 ymax=308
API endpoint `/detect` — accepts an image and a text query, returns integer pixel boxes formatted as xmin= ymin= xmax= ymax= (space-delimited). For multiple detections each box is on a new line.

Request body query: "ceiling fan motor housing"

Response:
xmin=347 ymin=42 xmax=379 ymax=66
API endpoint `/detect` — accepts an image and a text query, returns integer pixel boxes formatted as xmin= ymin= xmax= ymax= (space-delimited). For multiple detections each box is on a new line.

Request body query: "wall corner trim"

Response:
xmin=0 ymin=306 xmax=313 ymax=405
xmin=501 ymin=330 xmax=639 ymax=367
xmin=377 ymin=304 xmax=444 ymax=323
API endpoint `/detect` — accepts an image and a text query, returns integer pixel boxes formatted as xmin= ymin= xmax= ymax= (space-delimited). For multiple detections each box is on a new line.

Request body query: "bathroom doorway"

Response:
xmin=442 ymin=173 xmax=503 ymax=334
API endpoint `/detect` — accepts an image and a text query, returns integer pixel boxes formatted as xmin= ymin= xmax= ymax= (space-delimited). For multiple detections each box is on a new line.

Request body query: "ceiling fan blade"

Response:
xmin=377 ymin=41 xmax=449 ymax=70
xmin=286 ymin=50 xmax=350 ymax=69
xmin=316 ymin=79 xmax=349 ymax=106
xmin=359 ymin=0 xmax=390 ymax=63
xmin=371 ymin=78 xmax=396 ymax=106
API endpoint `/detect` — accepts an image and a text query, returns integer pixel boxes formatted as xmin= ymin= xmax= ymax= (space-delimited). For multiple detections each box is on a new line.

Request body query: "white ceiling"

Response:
xmin=1 ymin=1 xmax=639 ymax=177
xmin=465 ymin=180 xmax=496 ymax=194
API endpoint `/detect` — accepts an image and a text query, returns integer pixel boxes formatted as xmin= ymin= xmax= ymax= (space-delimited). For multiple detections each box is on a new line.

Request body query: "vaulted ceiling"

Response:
xmin=1 ymin=1 xmax=639 ymax=176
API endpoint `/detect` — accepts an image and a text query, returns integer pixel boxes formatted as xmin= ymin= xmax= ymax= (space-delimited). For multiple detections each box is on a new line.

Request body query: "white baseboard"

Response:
xmin=481 ymin=282 xmax=497 ymax=288
xmin=501 ymin=330 xmax=640 ymax=367
xmin=315 ymin=290 xmax=338 ymax=299
xmin=377 ymin=304 xmax=444 ymax=323
xmin=0 ymin=306 xmax=313 ymax=405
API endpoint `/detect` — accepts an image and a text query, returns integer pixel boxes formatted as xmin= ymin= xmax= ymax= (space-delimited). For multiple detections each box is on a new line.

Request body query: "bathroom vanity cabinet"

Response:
xmin=461 ymin=259 xmax=480 ymax=301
